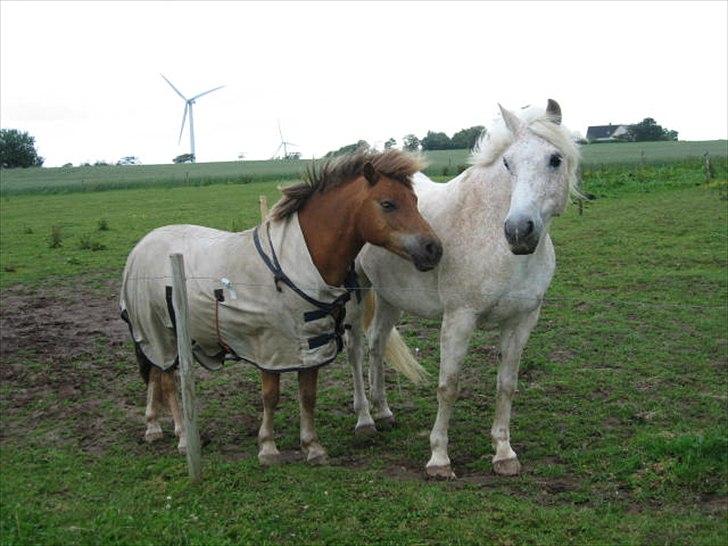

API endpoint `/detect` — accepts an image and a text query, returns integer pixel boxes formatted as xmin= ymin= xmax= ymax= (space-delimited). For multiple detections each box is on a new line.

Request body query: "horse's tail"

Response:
xmin=362 ymin=292 xmax=428 ymax=384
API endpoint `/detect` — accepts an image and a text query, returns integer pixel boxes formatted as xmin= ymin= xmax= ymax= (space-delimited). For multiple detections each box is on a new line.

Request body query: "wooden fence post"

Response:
xmin=169 ymin=253 xmax=202 ymax=483
xmin=259 ymin=195 xmax=269 ymax=221
xmin=703 ymin=152 xmax=714 ymax=181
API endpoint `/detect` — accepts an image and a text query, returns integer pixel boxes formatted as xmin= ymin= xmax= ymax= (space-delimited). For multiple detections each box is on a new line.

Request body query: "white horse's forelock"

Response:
xmin=470 ymin=104 xmax=582 ymax=199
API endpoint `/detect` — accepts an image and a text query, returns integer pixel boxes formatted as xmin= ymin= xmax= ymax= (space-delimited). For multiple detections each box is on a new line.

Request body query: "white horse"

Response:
xmin=347 ymin=100 xmax=580 ymax=478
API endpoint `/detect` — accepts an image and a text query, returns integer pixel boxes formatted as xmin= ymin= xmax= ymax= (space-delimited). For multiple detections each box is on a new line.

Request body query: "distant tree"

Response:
xmin=402 ymin=134 xmax=420 ymax=151
xmin=117 ymin=156 xmax=141 ymax=166
xmin=62 ymin=162 xmax=73 ymax=168
xmin=0 ymin=129 xmax=44 ymax=168
xmin=94 ymin=160 xmax=111 ymax=166
xmin=451 ymin=126 xmax=485 ymax=150
xmin=325 ymin=140 xmax=370 ymax=158
xmin=384 ymin=138 xmax=397 ymax=150
xmin=628 ymin=118 xmax=678 ymax=142
xmin=285 ymin=151 xmax=301 ymax=160
xmin=173 ymin=153 xmax=195 ymax=164
xmin=420 ymin=131 xmax=453 ymax=151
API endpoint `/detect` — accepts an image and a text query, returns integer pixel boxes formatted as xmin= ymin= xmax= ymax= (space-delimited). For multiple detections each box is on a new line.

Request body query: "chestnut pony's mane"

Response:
xmin=270 ymin=149 xmax=425 ymax=221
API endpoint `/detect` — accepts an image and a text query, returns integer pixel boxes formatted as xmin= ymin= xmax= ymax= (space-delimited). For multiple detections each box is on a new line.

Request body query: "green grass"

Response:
xmin=1 ymin=160 xmax=724 ymax=289
xmin=1 ymin=160 xmax=727 ymax=544
xmin=1 ymin=140 xmax=725 ymax=196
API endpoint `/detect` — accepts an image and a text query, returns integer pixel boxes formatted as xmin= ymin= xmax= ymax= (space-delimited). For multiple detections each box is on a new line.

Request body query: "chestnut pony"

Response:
xmin=120 ymin=149 xmax=442 ymax=465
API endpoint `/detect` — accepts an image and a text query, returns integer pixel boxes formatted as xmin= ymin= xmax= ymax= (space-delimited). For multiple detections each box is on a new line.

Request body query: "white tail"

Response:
xmin=362 ymin=292 xmax=428 ymax=384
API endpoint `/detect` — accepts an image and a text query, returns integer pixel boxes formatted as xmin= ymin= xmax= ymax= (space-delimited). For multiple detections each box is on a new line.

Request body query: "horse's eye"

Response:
xmin=503 ymin=157 xmax=510 ymax=171
xmin=380 ymin=200 xmax=397 ymax=212
xmin=549 ymin=154 xmax=562 ymax=168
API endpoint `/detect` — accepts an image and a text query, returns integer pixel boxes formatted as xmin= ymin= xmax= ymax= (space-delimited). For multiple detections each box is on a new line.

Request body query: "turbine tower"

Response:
xmin=161 ymin=74 xmax=224 ymax=162
xmin=271 ymin=120 xmax=297 ymax=160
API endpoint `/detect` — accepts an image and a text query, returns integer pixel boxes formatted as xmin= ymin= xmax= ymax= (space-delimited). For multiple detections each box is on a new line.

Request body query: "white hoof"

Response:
xmin=302 ymin=443 xmax=328 ymax=465
xmin=258 ymin=451 xmax=283 ymax=466
xmin=493 ymin=457 xmax=522 ymax=476
xmin=375 ymin=414 xmax=396 ymax=429
xmin=426 ymin=464 xmax=456 ymax=479
xmin=145 ymin=424 xmax=163 ymax=443
xmin=354 ymin=423 xmax=377 ymax=436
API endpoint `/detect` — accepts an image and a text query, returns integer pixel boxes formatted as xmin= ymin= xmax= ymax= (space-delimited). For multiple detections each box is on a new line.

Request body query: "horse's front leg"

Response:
xmin=491 ymin=308 xmax=540 ymax=476
xmin=298 ymin=368 xmax=327 ymax=464
xmin=258 ymin=370 xmax=282 ymax=465
xmin=426 ymin=308 xmax=478 ymax=479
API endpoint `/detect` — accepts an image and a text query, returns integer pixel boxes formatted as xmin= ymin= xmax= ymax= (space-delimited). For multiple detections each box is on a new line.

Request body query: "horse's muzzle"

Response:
xmin=406 ymin=235 xmax=443 ymax=271
xmin=504 ymin=216 xmax=540 ymax=255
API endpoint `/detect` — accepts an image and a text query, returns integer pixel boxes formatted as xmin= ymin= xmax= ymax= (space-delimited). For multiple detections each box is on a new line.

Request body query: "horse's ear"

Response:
xmin=498 ymin=104 xmax=524 ymax=135
xmin=546 ymin=99 xmax=562 ymax=125
xmin=362 ymin=162 xmax=380 ymax=185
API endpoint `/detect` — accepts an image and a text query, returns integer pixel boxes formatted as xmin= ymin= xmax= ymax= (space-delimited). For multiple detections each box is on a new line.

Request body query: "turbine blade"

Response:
xmin=278 ymin=120 xmax=284 ymax=141
xmin=161 ymin=74 xmax=186 ymax=100
xmin=178 ymin=103 xmax=189 ymax=144
xmin=191 ymin=85 xmax=225 ymax=101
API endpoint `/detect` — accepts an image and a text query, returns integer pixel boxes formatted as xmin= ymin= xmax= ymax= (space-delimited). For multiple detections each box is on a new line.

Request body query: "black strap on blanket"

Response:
xmin=253 ymin=223 xmax=359 ymax=354
xmin=165 ymin=286 xmax=177 ymax=330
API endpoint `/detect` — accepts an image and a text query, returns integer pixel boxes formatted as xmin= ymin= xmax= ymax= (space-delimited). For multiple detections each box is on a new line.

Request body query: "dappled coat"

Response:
xmin=120 ymin=213 xmax=355 ymax=373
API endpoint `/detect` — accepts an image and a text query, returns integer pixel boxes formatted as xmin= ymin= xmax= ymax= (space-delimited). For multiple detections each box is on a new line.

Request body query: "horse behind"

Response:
xmin=120 ymin=149 xmax=442 ymax=465
xmin=347 ymin=100 xmax=581 ymax=478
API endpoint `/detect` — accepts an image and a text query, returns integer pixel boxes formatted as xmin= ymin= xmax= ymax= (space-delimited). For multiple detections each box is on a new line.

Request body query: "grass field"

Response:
xmin=0 ymin=155 xmax=726 ymax=544
xmin=1 ymin=140 xmax=725 ymax=196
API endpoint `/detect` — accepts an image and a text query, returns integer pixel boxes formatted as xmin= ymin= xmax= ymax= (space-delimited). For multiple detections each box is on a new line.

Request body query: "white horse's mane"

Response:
xmin=470 ymin=105 xmax=581 ymax=198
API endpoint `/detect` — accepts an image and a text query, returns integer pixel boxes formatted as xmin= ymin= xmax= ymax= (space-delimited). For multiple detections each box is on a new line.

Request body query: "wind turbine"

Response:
xmin=271 ymin=120 xmax=298 ymax=160
xmin=161 ymin=74 xmax=224 ymax=162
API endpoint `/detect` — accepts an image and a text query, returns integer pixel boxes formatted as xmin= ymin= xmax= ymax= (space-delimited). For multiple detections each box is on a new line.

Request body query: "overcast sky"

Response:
xmin=1 ymin=1 xmax=726 ymax=167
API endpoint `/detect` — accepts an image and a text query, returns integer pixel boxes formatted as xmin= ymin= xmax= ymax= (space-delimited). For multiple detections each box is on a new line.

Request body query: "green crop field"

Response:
xmin=1 ymin=140 xmax=725 ymax=197
xmin=0 ymin=152 xmax=726 ymax=544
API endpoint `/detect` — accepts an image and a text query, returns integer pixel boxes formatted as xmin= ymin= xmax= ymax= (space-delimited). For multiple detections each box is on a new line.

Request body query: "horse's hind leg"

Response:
xmin=258 ymin=371 xmax=282 ymax=465
xmin=298 ymin=368 xmax=327 ymax=464
xmin=145 ymin=367 xmax=164 ymax=442
xmin=159 ymin=369 xmax=187 ymax=454
xmin=491 ymin=308 xmax=540 ymax=476
xmin=348 ymin=304 xmax=376 ymax=434
xmin=368 ymin=296 xmax=401 ymax=426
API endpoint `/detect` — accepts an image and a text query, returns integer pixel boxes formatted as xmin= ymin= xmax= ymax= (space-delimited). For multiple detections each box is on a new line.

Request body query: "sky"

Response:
xmin=1 ymin=0 xmax=726 ymax=167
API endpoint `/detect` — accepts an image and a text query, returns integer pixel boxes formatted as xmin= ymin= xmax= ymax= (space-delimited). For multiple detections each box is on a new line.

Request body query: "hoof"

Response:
xmin=493 ymin=457 xmax=522 ymax=476
xmin=258 ymin=451 xmax=283 ymax=466
xmin=376 ymin=415 xmax=396 ymax=429
xmin=177 ymin=444 xmax=187 ymax=455
xmin=354 ymin=424 xmax=377 ymax=436
xmin=426 ymin=464 xmax=456 ymax=480
xmin=306 ymin=452 xmax=329 ymax=465
xmin=303 ymin=443 xmax=329 ymax=465
xmin=145 ymin=430 xmax=163 ymax=443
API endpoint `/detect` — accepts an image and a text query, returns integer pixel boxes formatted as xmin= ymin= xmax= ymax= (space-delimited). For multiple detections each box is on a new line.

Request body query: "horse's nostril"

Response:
xmin=425 ymin=242 xmax=435 ymax=256
xmin=524 ymin=220 xmax=534 ymax=236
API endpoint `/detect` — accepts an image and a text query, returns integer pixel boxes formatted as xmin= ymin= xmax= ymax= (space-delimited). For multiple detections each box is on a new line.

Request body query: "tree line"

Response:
xmin=0 ymin=116 xmax=682 ymax=169
xmin=325 ymin=125 xmax=486 ymax=157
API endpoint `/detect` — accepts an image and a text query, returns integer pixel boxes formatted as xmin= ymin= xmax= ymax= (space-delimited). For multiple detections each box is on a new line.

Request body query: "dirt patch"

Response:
xmin=0 ymin=279 xmax=143 ymax=452
xmin=0 ymin=280 xmax=128 ymax=363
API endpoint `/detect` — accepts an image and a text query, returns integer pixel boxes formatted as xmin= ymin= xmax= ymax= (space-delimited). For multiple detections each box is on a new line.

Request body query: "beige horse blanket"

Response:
xmin=120 ymin=213 xmax=357 ymax=372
